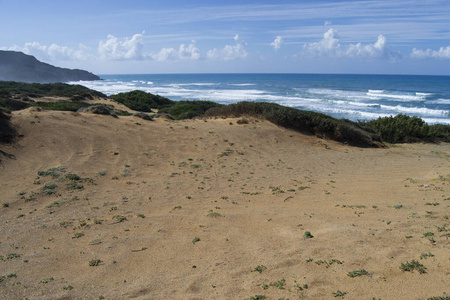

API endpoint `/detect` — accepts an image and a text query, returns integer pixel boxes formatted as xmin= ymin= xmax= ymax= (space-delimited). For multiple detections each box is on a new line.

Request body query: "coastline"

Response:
xmin=74 ymin=73 xmax=450 ymax=125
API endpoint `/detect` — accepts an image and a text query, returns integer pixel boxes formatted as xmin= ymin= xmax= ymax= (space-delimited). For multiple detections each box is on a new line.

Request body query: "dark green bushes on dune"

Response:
xmin=205 ymin=101 xmax=384 ymax=147
xmin=110 ymin=90 xmax=222 ymax=119
xmin=0 ymin=109 xmax=17 ymax=162
xmin=158 ymin=100 xmax=223 ymax=120
xmin=29 ymin=101 xmax=91 ymax=112
xmin=358 ymin=114 xmax=450 ymax=143
xmin=110 ymin=90 xmax=173 ymax=112
xmin=0 ymin=81 xmax=106 ymax=99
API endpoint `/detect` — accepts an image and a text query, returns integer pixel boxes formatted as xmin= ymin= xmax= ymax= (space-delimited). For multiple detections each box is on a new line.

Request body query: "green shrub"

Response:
xmin=111 ymin=90 xmax=173 ymax=112
xmin=29 ymin=101 xmax=90 ymax=112
xmin=0 ymin=110 xmax=17 ymax=155
xmin=0 ymin=81 xmax=106 ymax=98
xmin=158 ymin=100 xmax=222 ymax=119
xmin=359 ymin=114 xmax=450 ymax=143
xmin=400 ymin=260 xmax=427 ymax=274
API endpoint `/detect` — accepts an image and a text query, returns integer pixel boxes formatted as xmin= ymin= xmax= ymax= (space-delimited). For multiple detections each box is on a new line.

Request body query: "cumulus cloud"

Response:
xmin=411 ymin=46 xmax=450 ymax=59
xmin=152 ymin=43 xmax=200 ymax=61
xmin=98 ymin=33 xmax=146 ymax=60
xmin=271 ymin=36 xmax=283 ymax=50
xmin=2 ymin=32 xmax=203 ymax=62
xmin=2 ymin=42 xmax=94 ymax=61
xmin=302 ymin=28 xmax=401 ymax=61
xmin=207 ymin=34 xmax=248 ymax=60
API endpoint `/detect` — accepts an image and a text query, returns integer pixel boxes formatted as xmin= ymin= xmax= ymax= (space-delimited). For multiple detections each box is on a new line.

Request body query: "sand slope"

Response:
xmin=0 ymin=107 xmax=449 ymax=300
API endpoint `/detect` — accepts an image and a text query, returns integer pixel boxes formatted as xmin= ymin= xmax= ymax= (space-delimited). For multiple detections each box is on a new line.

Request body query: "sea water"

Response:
xmin=71 ymin=74 xmax=450 ymax=124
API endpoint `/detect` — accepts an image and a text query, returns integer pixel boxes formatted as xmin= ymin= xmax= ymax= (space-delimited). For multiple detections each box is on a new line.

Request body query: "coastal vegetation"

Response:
xmin=0 ymin=83 xmax=449 ymax=147
xmin=0 ymin=81 xmax=106 ymax=99
xmin=110 ymin=90 xmax=172 ymax=112
xmin=358 ymin=114 xmax=450 ymax=143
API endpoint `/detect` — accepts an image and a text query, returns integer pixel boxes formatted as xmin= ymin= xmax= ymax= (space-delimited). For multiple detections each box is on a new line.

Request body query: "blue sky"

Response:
xmin=1 ymin=0 xmax=450 ymax=75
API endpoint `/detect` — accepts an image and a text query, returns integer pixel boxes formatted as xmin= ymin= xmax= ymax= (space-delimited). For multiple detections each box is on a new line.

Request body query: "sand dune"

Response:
xmin=0 ymin=106 xmax=449 ymax=300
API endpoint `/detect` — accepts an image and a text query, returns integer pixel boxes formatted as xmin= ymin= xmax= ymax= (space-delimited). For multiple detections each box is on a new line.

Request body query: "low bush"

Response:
xmin=0 ymin=81 xmax=106 ymax=99
xmin=158 ymin=100 xmax=222 ymax=119
xmin=111 ymin=90 xmax=173 ymax=112
xmin=358 ymin=114 xmax=450 ymax=143
xmin=29 ymin=101 xmax=90 ymax=112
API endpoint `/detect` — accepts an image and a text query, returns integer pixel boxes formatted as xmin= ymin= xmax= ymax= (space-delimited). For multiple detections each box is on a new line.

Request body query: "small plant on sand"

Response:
xmin=333 ymin=290 xmax=347 ymax=298
xmin=420 ymin=252 xmax=435 ymax=259
xmin=65 ymin=173 xmax=81 ymax=181
xmin=207 ymin=212 xmax=222 ymax=218
xmin=42 ymin=277 xmax=54 ymax=284
xmin=120 ymin=168 xmax=131 ymax=177
xmin=254 ymin=265 xmax=267 ymax=273
xmin=41 ymin=182 xmax=58 ymax=195
xmin=137 ymin=214 xmax=145 ymax=218
xmin=303 ymin=231 xmax=314 ymax=239
xmin=269 ymin=278 xmax=286 ymax=289
xmin=63 ymin=285 xmax=74 ymax=290
xmin=7 ymin=253 xmax=21 ymax=260
xmin=315 ymin=259 xmax=343 ymax=268
xmin=89 ymin=238 xmax=102 ymax=245
xmin=192 ymin=237 xmax=200 ymax=244
xmin=400 ymin=260 xmax=427 ymax=274
xmin=2 ymin=203 xmax=9 ymax=208
xmin=89 ymin=259 xmax=101 ymax=266
xmin=112 ymin=215 xmax=127 ymax=222
xmin=72 ymin=232 xmax=84 ymax=239
xmin=348 ymin=269 xmax=369 ymax=277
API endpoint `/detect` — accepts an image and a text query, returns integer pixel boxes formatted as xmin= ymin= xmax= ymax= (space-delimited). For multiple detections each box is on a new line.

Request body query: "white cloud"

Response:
xmin=411 ymin=46 xmax=450 ymax=59
xmin=207 ymin=34 xmax=248 ymax=60
xmin=152 ymin=43 xmax=200 ymax=61
xmin=271 ymin=36 xmax=283 ymax=50
xmin=178 ymin=43 xmax=200 ymax=60
xmin=2 ymin=42 xmax=94 ymax=61
xmin=302 ymin=28 xmax=401 ymax=61
xmin=98 ymin=33 xmax=146 ymax=60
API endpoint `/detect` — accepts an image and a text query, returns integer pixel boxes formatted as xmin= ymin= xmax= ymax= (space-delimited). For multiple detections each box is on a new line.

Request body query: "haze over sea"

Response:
xmin=73 ymin=74 xmax=450 ymax=124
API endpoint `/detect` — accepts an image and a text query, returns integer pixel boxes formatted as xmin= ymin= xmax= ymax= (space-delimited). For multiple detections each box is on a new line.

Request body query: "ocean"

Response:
xmin=71 ymin=74 xmax=450 ymax=124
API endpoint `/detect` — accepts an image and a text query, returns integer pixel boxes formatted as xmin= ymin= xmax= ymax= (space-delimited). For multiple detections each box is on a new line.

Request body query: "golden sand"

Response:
xmin=0 ymin=106 xmax=449 ymax=299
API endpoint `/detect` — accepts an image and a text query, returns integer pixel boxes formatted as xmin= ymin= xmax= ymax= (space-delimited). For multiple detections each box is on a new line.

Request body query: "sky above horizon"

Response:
xmin=1 ymin=0 xmax=450 ymax=75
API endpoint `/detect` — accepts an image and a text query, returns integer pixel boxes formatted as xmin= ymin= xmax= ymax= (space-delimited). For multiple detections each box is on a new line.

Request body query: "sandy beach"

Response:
xmin=0 ymin=103 xmax=449 ymax=299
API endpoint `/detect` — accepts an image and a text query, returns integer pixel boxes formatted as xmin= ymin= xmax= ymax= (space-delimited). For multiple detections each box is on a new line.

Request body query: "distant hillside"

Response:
xmin=0 ymin=50 xmax=100 ymax=83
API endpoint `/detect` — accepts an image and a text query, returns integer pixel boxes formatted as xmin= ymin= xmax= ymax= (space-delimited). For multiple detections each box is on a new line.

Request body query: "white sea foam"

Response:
xmin=379 ymin=105 xmax=448 ymax=116
xmin=367 ymin=91 xmax=425 ymax=101
xmin=229 ymin=83 xmax=257 ymax=86
xmin=422 ymin=118 xmax=450 ymax=125
xmin=169 ymin=83 xmax=219 ymax=87
xmin=428 ymin=99 xmax=450 ymax=104
xmin=368 ymin=89 xmax=384 ymax=93
xmin=416 ymin=92 xmax=433 ymax=96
